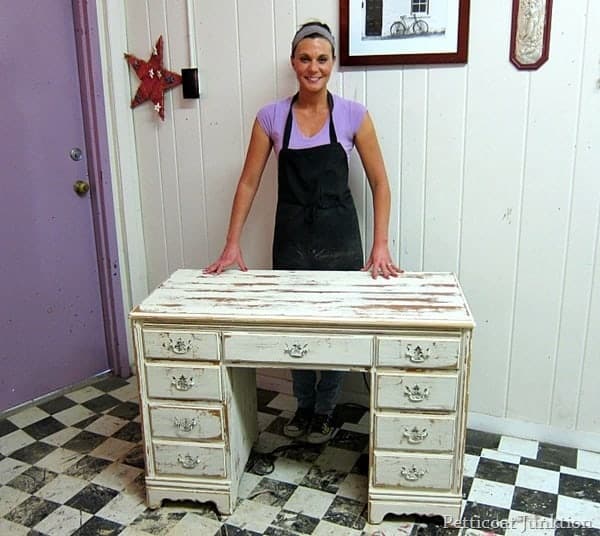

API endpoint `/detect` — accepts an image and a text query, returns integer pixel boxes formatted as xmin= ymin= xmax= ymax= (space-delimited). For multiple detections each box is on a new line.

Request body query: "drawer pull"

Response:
xmin=405 ymin=344 xmax=430 ymax=363
xmin=174 ymin=417 xmax=197 ymax=432
xmin=403 ymin=426 xmax=429 ymax=444
xmin=171 ymin=375 xmax=195 ymax=391
xmin=401 ymin=465 xmax=427 ymax=481
xmin=163 ymin=337 xmax=192 ymax=355
xmin=284 ymin=343 xmax=309 ymax=358
xmin=177 ymin=453 xmax=201 ymax=469
xmin=404 ymin=384 xmax=429 ymax=402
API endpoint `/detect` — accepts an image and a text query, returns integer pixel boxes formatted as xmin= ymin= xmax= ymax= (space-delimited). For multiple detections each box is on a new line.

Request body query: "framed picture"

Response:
xmin=509 ymin=0 xmax=553 ymax=70
xmin=339 ymin=0 xmax=470 ymax=66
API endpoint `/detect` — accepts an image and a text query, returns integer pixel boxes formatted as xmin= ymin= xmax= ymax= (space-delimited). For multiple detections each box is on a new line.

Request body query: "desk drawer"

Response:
xmin=143 ymin=328 xmax=219 ymax=361
xmin=223 ymin=332 xmax=372 ymax=367
xmin=376 ymin=372 xmax=458 ymax=411
xmin=149 ymin=405 xmax=224 ymax=441
xmin=373 ymin=452 xmax=453 ymax=490
xmin=145 ymin=363 xmax=222 ymax=401
xmin=377 ymin=336 xmax=460 ymax=368
xmin=153 ymin=440 xmax=226 ymax=477
xmin=374 ymin=413 xmax=455 ymax=452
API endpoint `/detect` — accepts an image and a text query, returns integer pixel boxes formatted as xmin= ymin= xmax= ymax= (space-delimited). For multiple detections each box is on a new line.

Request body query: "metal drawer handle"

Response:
xmin=164 ymin=337 xmax=192 ymax=355
xmin=171 ymin=375 xmax=194 ymax=391
xmin=177 ymin=453 xmax=200 ymax=469
xmin=284 ymin=343 xmax=308 ymax=358
xmin=404 ymin=384 xmax=429 ymax=402
xmin=405 ymin=344 xmax=430 ymax=363
xmin=401 ymin=465 xmax=426 ymax=481
xmin=403 ymin=426 xmax=429 ymax=444
xmin=174 ymin=417 xmax=197 ymax=432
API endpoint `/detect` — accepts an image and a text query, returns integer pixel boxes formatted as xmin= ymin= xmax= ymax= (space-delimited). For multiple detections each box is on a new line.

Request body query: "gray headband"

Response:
xmin=291 ymin=25 xmax=336 ymax=55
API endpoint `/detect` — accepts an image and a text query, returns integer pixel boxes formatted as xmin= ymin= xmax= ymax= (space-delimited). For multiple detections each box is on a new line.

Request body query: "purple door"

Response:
xmin=0 ymin=0 xmax=110 ymax=410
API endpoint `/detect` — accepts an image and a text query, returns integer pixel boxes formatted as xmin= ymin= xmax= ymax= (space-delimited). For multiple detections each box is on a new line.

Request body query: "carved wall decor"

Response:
xmin=510 ymin=0 xmax=553 ymax=70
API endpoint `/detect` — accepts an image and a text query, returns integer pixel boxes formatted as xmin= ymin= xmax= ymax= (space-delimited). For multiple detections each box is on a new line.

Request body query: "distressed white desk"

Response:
xmin=130 ymin=269 xmax=474 ymax=524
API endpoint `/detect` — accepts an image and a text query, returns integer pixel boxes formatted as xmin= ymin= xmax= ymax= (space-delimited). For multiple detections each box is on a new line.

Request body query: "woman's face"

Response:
xmin=291 ymin=37 xmax=334 ymax=94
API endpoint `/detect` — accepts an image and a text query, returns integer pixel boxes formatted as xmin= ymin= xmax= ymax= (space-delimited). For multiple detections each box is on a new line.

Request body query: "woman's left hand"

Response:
xmin=362 ymin=244 xmax=403 ymax=279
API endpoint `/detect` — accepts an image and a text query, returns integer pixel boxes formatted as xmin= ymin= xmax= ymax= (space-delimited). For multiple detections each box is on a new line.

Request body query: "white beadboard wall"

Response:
xmin=99 ymin=0 xmax=600 ymax=447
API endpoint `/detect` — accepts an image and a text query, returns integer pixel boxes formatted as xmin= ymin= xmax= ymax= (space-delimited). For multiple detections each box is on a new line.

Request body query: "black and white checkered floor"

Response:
xmin=1 ymin=375 xmax=599 ymax=535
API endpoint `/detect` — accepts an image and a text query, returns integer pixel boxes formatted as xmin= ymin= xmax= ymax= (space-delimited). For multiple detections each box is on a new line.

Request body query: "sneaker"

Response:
xmin=283 ymin=408 xmax=313 ymax=438
xmin=306 ymin=413 xmax=334 ymax=444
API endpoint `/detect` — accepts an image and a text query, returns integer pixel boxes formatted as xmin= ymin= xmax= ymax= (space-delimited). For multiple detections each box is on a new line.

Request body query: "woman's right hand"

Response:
xmin=203 ymin=243 xmax=248 ymax=275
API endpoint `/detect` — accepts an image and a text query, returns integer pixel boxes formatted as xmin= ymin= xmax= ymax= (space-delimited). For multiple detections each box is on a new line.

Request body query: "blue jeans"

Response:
xmin=292 ymin=369 xmax=344 ymax=416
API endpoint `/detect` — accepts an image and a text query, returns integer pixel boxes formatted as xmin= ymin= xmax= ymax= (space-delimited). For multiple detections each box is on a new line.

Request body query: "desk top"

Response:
xmin=132 ymin=270 xmax=474 ymax=328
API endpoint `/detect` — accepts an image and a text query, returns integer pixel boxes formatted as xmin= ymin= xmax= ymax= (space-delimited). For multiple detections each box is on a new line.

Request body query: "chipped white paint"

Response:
xmin=132 ymin=269 xmax=473 ymax=523
xmin=134 ymin=269 xmax=474 ymax=328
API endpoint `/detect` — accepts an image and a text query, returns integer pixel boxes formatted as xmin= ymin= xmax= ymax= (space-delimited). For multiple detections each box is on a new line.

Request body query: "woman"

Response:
xmin=205 ymin=21 xmax=401 ymax=444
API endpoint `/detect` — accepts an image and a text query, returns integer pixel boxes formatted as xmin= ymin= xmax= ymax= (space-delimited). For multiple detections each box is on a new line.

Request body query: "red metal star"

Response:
xmin=124 ymin=36 xmax=181 ymax=120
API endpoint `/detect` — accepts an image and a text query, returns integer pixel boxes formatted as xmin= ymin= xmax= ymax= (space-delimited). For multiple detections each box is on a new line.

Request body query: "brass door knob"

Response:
xmin=73 ymin=180 xmax=90 ymax=196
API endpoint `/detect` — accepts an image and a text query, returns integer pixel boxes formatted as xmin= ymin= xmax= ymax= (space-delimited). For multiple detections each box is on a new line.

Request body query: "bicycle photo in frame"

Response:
xmin=339 ymin=0 xmax=471 ymax=66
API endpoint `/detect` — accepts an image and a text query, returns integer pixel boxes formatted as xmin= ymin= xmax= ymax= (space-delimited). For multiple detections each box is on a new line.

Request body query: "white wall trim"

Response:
xmin=468 ymin=411 xmax=600 ymax=453
xmin=96 ymin=0 xmax=148 ymax=366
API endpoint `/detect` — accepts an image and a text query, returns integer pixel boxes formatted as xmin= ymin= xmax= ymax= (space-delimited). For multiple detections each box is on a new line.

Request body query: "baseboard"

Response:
xmin=468 ymin=411 xmax=600 ymax=453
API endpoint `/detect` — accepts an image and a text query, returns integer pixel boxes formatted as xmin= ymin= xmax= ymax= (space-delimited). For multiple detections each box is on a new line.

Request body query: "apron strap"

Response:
xmin=282 ymin=92 xmax=338 ymax=149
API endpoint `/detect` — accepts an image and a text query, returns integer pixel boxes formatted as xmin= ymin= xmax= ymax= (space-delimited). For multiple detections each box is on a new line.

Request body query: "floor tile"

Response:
xmin=322 ymin=495 xmax=366 ymax=530
xmin=37 ymin=395 xmax=78 ymax=415
xmin=0 ymin=485 xmax=30 ymax=517
xmin=556 ymin=495 xmax=600 ymax=529
xmin=461 ymin=502 xmax=510 ymax=535
xmin=34 ymin=473 xmax=88 ymax=503
xmin=90 ymin=436 xmax=136 ymax=461
xmin=92 ymin=461 xmax=144 ymax=491
xmin=9 ymin=440 xmax=57 ymax=464
xmin=283 ymin=485 xmax=336 ymax=518
xmin=65 ymin=386 xmax=105 ymax=404
xmin=498 ymin=436 xmax=539 ymax=459
xmin=167 ymin=511 xmax=223 ymax=536
xmin=0 ymin=418 xmax=19 ymax=437
xmin=272 ymin=509 xmax=320 ymax=534
xmin=129 ymin=510 xmax=186 ymax=534
xmin=315 ymin=446 xmax=361 ymax=472
xmin=82 ymin=394 xmax=121 ymax=413
xmin=65 ymin=482 xmax=119 ymax=514
xmin=463 ymin=453 xmax=480 ymax=478
xmin=480 ymin=448 xmax=522 ymax=465
xmin=7 ymin=406 xmax=49 ymax=428
xmin=7 ymin=465 xmax=58 ymax=494
xmin=225 ymin=498 xmax=280 ymax=533
xmin=559 ymin=472 xmax=600 ymax=503
xmin=505 ymin=510 xmax=555 ymax=536
xmin=267 ymin=393 xmax=297 ymax=412
xmin=4 ymin=495 xmax=61 ymax=528
xmin=267 ymin=454 xmax=312 ymax=484
xmin=0 ymin=456 xmax=30 ymax=484
xmin=22 ymin=416 xmax=67 ymax=441
xmin=0 ymin=518 xmax=30 ymax=536
xmin=511 ymin=486 xmax=558 ymax=518
xmin=467 ymin=478 xmax=515 ymax=510
xmin=578 ymin=449 xmax=600 ymax=475
xmin=64 ymin=454 xmax=112 ymax=480
xmin=515 ymin=463 xmax=560 ymax=494
xmin=0 ymin=429 xmax=36 ymax=456
xmin=475 ymin=457 xmax=519 ymax=485
xmin=53 ymin=404 xmax=96 ymax=427
xmin=538 ymin=442 xmax=578 ymax=469
xmin=466 ymin=429 xmax=501 ymax=450
xmin=336 ymin=472 xmax=368 ymax=502
xmin=71 ymin=515 xmax=124 ymax=535
xmin=33 ymin=504 xmax=92 ymax=536
xmin=248 ymin=477 xmax=298 ymax=508
xmin=95 ymin=491 xmax=147 ymax=525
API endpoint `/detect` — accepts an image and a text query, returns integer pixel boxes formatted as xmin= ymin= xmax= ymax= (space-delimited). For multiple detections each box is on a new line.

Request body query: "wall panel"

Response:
xmin=109 ymin=0 xmax=600 ymax=441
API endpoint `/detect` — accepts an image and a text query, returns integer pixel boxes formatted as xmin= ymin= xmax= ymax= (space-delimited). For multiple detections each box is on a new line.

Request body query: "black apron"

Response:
xmin=272 ymin=93 xmax=363 ymax=270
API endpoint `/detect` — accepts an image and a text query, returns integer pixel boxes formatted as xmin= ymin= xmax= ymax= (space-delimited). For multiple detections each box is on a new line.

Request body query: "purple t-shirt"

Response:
xmin=256 ymin=94 xmax=367 ymax=158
